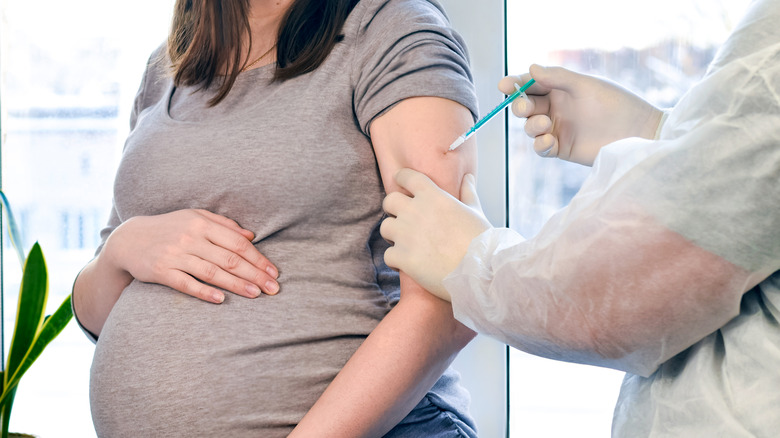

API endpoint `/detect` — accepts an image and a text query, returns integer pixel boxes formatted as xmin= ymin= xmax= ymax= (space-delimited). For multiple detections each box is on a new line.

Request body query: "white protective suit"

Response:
xmin=443 ymin=0 xmax=780 ymax=435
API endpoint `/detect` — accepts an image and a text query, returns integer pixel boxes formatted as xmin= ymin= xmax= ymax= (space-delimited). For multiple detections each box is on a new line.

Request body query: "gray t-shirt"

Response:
xmin=83 ymin=0 xmax=478 ymax=436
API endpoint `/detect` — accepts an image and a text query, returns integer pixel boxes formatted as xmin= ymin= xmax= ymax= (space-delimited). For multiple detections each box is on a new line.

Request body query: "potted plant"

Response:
xmin=0 ymin=190 xmax=73 ymax=438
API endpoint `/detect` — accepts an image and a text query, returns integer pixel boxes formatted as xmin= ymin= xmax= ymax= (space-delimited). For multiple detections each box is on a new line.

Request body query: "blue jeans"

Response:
xmin=383 ymin=395 xmax=478 ymax=437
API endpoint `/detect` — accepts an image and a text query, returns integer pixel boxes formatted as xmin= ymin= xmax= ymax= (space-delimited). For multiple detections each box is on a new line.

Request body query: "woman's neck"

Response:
xmin=247 ymin=0 xmax=293 ymax=39
xmin=241 ymin=0 xmax=294 ymax=68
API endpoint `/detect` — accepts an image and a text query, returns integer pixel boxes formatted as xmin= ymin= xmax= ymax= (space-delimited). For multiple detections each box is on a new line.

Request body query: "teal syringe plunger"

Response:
xmin=448 ymin=78 xmax=536 ymax=151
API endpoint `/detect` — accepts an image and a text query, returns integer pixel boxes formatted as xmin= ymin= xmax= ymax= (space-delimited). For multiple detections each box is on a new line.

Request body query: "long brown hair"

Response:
xmin=168 ymin=0 xmax=360 ymax=106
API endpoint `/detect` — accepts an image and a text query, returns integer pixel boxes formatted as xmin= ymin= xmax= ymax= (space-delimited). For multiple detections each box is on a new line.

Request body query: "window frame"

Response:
xmin=442 ymin=1 xmax=510 ymax=436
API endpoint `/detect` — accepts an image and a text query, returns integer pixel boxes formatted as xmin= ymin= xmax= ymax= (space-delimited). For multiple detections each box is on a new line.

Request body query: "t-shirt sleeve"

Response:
xmin=351 ymin=0 xmax=478 ymax=136
xmin=129 ymin=44 xmax=171 ymax=131
xmin=101 ymin=44 xmax=171 ymax=252
xmin=98 ymin=46 xmax=169 ymax=254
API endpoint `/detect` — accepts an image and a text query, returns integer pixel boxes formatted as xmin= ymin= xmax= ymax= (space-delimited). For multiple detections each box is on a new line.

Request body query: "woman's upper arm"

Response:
xmin=370 ymin=93 xmax=478 ymax=362
xmin=370 ymin=95 xmax=477 ymax=347
xmin=370 ymin=96 xmax=477 ymax=199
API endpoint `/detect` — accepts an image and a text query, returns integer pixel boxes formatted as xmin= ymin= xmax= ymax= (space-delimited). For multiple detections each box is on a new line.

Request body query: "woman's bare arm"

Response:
xmin=291 ymin=97 xmax=477 ymax=437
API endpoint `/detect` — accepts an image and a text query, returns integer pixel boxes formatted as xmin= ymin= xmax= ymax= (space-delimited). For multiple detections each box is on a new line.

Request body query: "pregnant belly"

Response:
xmin=90 ymin=280 xmax=386 ymax=437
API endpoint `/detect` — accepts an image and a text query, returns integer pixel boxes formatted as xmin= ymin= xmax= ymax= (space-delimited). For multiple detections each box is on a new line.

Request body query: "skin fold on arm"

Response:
xmin=290 ymin=96 xmax=478 ymax=437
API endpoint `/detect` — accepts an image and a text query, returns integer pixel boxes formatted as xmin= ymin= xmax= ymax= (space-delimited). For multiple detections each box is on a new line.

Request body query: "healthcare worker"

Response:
xmin=379 ymin=0 xmax=780 ymax=435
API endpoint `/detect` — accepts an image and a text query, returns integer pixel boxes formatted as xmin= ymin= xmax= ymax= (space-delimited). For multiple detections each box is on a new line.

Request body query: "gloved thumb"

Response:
xmin=529 ymin=64 xmax=578 ymax=93
xmin=459 ymin=174 xmax=482 ymax=211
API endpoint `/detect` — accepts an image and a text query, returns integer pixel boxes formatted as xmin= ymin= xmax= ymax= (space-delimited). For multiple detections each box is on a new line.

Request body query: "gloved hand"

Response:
xmin=380 ymin=168 xmax=492 ymax=301
xmin=503 ymin=64 xmax=665 ymax=165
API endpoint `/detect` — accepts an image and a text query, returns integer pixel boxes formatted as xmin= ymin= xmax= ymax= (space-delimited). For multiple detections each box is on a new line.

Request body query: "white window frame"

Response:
xmin=443 ymin=1 xmax=509 ymax=436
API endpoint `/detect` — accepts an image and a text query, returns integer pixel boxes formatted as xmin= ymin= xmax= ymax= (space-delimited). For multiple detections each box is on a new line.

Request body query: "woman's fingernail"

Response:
xmin=266 ymin=281 xmax=279 ymax=295
xmin=540 ymin=146 xmax=554 ymax=157
xmin=246 ymin=284 xmax=261 ymax=297
xmin=266 ymin=265 xmax=278 ymax=278
xmin=213 ymin=292 xmax=225 ymax=303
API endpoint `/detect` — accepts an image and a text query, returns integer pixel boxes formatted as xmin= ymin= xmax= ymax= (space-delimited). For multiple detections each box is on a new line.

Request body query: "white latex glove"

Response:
xmin=504 ymin=64 xmax=664 ymax=165
xmin=380 ymin=168 xmax=492 ymax=301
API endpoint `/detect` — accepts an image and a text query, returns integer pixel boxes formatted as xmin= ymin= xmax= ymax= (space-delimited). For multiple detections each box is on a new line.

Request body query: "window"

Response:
xmin=505 ymin=1 xmax=750 ymax=436
xmin=1 ymin=1 xmax=173 ymax=435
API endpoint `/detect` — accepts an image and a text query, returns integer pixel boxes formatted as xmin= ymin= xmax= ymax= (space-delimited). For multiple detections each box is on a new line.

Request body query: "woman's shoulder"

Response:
xmin=129 ymin=43 xmax=173 ymax=128
xmin=140 ymin=44 xmax=173 ymax=103
xmin=346 ymin=0 xmax=451 ymax=38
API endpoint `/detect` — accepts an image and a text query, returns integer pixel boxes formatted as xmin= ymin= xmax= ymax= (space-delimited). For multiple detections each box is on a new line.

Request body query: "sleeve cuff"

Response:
xmin=70 ymin=268 xmax=99 ymax=344
xmin=443 ymin=227 xmax=525 ymax=332
xmin=654 ymin=109 xmax=671 ymax=140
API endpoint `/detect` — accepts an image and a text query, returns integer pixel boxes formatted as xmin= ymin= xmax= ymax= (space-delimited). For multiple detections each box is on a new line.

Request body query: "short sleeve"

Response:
xmin=351 ymin=0 xmax=478 ymax=136
xmin=129 ymin=44 xmax=171 ymax=131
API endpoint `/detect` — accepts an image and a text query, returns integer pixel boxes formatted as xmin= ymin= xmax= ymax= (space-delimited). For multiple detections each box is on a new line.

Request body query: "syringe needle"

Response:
xmin=448 ymin=78 xmax=535 ymax=151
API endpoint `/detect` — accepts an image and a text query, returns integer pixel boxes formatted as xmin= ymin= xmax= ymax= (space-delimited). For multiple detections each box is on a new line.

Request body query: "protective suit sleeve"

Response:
xmin=443 ymin=0 xmax=780 ymax=377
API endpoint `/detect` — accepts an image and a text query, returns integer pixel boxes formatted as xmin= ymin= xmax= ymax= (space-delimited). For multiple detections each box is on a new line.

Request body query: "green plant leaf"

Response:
xmin=4 ymin=243 xmax=47 ymax=387
xmin=0 ymin=296 xmax=72 ymax=407
xmin=0 ymin=387 xmax=15 ymax=438
xmin=0 ymin=190 xmax=26 ymax=267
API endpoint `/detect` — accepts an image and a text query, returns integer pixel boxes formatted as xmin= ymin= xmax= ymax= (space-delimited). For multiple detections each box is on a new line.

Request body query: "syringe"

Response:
xmin=448 ymin=78 xmax=536 ymax=151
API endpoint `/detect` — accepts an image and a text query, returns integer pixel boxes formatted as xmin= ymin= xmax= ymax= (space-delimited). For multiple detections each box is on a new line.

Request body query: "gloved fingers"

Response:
xmin=498 ymin=74 xmax=529 ymax=95
xmin=524 ymin=114 xmax=553 ymax=138
xmin=379 ymin=216 xmax=398 ymax=245
xmin=382 ymin=191 xmax=412 ymax=218
xmin=511 ymin=95 xmax=530 ymax=118
xmin=382 ymin=244 xmax=402 ymax=271
xmin=534 ymin=133 xmax=558 ymax=158
xmin=498 ymin=70 xmax=548 ymax=95
xmin=393 ymin=168 xmax=437 ymax=196
xmin=511 ymin=94 xmax=550 ymax=119
xmin=528 ymin=64 xmax=580 ymax=93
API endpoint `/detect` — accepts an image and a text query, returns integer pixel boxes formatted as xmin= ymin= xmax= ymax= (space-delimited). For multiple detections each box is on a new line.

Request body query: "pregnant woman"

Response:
xmin=72 ymin=0 xmax=480 ymax=436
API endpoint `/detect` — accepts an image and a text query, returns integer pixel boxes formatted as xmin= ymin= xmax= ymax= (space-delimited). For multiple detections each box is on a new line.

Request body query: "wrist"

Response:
xmin=652 ymin=109 xmax=670 ymax=140
xmin=100 ymin=226 xmax=134 ymax=284
xmin=642 ymin=107 xmax=666 ymax=140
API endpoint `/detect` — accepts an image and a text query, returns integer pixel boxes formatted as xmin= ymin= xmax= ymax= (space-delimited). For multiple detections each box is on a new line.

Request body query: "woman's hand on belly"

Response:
xmin=104 ymin=210 xmax=279 ymax=303
xmin=74 ymin=208 xmax=280 ymax=336
xmin=106 ymin=209 xmax=280 ymax=303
